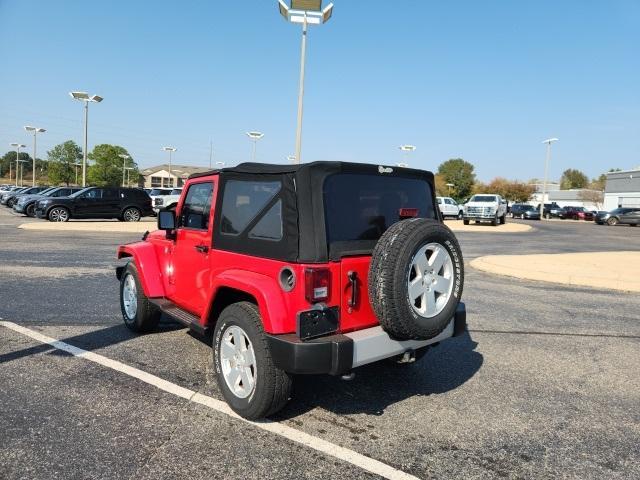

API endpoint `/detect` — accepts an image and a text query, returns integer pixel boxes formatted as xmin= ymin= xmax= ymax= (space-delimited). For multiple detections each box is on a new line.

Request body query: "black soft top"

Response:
xmin=195 ymin=161 xmax=436 ymax=263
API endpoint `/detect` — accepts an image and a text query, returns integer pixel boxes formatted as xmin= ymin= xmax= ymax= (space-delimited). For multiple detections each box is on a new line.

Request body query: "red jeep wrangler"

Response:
xmin=116 ymin=162 xmax=466 ymax=419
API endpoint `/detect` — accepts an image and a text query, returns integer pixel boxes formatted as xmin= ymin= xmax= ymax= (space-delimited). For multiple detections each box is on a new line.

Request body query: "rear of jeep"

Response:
xmin=117 ymin=161 xmax=466 ymax=419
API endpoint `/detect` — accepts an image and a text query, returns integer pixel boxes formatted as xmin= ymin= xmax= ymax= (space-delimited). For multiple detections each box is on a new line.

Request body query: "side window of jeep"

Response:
xmin=179 ymin=182 xmax=214 ymax=230
xmin=220 ymin=180 xmax=282 ymax=239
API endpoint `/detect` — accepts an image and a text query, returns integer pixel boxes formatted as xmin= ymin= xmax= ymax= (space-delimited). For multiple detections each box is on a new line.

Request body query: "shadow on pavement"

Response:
xmin=0 ymin=318 xmax=183 ymax=364
xmin=277 ymin=330 xmax=483 ymax=418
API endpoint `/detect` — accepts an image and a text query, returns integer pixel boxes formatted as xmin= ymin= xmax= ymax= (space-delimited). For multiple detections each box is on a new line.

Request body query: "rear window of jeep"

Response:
xmin=323 ymin=173 xmax=434 ymax=243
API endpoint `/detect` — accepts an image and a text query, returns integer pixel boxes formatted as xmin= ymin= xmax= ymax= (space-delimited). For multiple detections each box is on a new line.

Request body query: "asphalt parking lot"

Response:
xmin=1 ymin=208 xmax=639 ymax=479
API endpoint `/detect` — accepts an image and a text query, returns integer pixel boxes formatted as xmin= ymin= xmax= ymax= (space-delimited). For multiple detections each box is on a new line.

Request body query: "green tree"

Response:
xmin=87 ymin=144 xmax=138 ymax=187
xmin=1 ymin=151 xmax=32 ymax=182
xmin=47 ymin=141 xmax=82 ymax=186
xmin=437 ymin=158 xmax=476 ymax=201
xmin=560 ymin=169 xmax=589 ymax=189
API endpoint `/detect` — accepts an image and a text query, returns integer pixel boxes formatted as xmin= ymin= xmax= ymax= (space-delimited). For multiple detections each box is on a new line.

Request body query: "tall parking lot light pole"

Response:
xmin=278 ymin=0 xmax=334 ymax=164
xmin=119 ymin=154 xmax=130 ymax=187
xmin=246 ymin=131 xmax=264 ymax=162
xmin=17 ymin=159 xmax=28 ymax=186
xmin=9 ymin=143 xmax=26 ymax=187
xmin=69 ymin=92 xmax=103 ymax=187
xmin=540 ymin=138 xmax=559 ymax=219
xmin=24 ymin=126 xmax=46 ymax=186
xmin=162 ymin=147 xmax=177 ymax=188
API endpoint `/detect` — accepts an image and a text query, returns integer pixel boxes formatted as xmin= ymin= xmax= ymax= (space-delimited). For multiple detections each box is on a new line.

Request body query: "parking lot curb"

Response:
xmin=470 ymin=251 xmax=640 ymax=293
xmin=445 ymin=220 xmax=533 ymax=233
xmin=18 ymin=221 xmax=155 ymax=233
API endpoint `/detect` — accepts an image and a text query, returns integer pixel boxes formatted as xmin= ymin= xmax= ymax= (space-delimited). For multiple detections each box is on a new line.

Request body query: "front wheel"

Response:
xmin=463 ymin=218 xmax=470 ymax=225
xmin=213 ymin=302 xmax=292 ymax=419
xmin=48 ymin=207 xmax=70 ymax=222
xmin=120 ymin=263 xmax=160 ymax=332
xmin=500 ymin=214 xmax=506 ymax=225
xmin=25 ymin=203 xmax=36 ymax=217
xmin=607 ymin=217 xmax=618 ymax=226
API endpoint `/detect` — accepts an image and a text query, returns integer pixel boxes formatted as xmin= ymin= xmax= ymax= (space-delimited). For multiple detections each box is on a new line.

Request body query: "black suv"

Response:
xmin=35 ymin=187 xmax=153 ymax=222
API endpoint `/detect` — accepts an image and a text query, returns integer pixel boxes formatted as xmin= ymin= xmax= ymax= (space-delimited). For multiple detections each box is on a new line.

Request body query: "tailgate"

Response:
xmin=339 ymin=256 xmax=379 ymax=333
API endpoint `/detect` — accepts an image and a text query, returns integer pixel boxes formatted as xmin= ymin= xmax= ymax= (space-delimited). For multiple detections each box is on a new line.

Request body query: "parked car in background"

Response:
xmin=35 ymin=186 xmax=153 ymax=222
xmin=153 ymin=188 xmax=183 ymax=214
xmin=147 ymin=188 xmax=173 ymax=215
xmin=13 ymin=186 xmax=83 ymax=217
xmin=463 ymin=194 xmax=507 ymax=226
xmin=559 ymin=206 xmax=594 ymax=221
xmin=536 ymin=202 xmax=562 ymax=219
xmin=510 ymin=204 xmax=541 ymax=220
xmin=436 ymin=196 xmax=463 ymax=219
xmin=1 ymin=186 xmax=49 ymax=207
xmin=595 ymin=208 xmax=640 ymax=226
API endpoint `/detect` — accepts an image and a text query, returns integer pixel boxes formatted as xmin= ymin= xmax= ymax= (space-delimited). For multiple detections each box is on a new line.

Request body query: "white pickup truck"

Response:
xmin=463 ymin=194 xmax=508 ymax=226
xmin=152 ymin=188 xmax=182 ymax=214
xmin=436 ymin=196 xmax=464 ymax=219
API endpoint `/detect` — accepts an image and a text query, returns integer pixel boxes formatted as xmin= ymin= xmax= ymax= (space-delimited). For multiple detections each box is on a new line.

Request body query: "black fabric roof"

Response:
xmin=188 ymin=161 xmax=430 ymax=179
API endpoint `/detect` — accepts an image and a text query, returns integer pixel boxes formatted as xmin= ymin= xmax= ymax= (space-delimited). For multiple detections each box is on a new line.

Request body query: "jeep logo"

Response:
xmin=378 ymin=166 xmax=393 ymax=174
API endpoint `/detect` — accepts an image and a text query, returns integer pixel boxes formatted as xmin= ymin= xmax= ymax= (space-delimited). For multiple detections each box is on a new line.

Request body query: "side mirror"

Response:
xmin=158 ymin=210 xmax=176 ymax=231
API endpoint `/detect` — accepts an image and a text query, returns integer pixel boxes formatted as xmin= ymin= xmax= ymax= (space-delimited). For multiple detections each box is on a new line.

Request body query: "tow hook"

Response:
xmin=341 ymin=371 xmax=355 ymax=381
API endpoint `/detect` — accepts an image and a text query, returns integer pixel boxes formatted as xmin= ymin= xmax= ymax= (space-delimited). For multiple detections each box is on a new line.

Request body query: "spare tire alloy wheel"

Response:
xmin=369 ymin=218 xmax=464 ymax=341
xmin=49 ymin=207 xmax=69 ymax=222
xmin=408 ymin=243 xmax=454 ymax=319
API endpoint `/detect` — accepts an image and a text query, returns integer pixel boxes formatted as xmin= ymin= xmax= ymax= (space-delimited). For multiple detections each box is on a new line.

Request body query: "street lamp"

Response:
xmin=246 ymin=131 xmax=264 ymax=162
xmin=215 ymin=161 xmax=226 ymax=169
xmin=69 ymin=91 xmax=103 ymax=187
xmin=162 ymin=146 xmax=177 ymax=188
xmin=125 ymin=167 xmax=134 ymax=187
xmin=540 ymin=138 xmax=559 ymax=219
xmin=399 ymin=144 xmax=416 ymax=166
xmin=9 ymin=143 xmax=26 ymax=187
xmin=74 ymin=162 xmax=82 ymax=185
xmin=278 ymin=0 xmax=334 ymax=164
xmin=17 ymin=159 xmax=28 ymax=187
xmin=286 ymin=155 xmax=296 ymax=163
xmin=24 ymin=126 xmax=46 ymax=186
xmin=446 ymin=183 xmax=455 ymax=196
xmin=118 ymin=154 xmax=130 ymax=187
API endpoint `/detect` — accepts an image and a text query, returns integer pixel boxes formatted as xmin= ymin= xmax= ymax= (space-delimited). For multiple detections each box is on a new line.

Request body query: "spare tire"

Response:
xmin=368 ymin=218 xmax=464 ymax=340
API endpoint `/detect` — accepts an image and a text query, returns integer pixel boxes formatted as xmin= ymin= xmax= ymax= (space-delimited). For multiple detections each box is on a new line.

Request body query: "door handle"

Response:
xmin=347 ymin=271 xmax=358 ymax=308
xmin=195 ymin=245 xmax=209 ymax=254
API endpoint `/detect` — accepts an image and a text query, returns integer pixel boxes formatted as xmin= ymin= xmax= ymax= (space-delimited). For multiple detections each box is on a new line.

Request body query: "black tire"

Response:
xmin=368 ymin=218 xmax=464 ymax=341
xmin=463 ymin=219 xmax=470 ymax=225
xmin=490 ymin=216 xmax=497 ymax=226
xmin=122 ymin=207 xmax=141 ymax=222
xmin=7 ymin=198 xmax=15 ymax=208
xmin=25 ymin=203 xmax=36 ymax=217
xmin=500 ymin=214 xmax=506 ymax=225
xmin=48 ymin=206 xmax=70 ymax=222
xmin=213 ymin=302 xmax=292 ymax=420
xmin=607 ymin=217 xmax=618 ymax=226
xmin=119 ymin=262 xmax=160 ymax=332
xmin=457 ymin=211 xmax=463 ymax=220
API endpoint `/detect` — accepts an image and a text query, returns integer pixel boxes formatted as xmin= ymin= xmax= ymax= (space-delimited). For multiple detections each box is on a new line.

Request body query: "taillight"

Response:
xmin=305 ymin=268 xmax=330 ymax=303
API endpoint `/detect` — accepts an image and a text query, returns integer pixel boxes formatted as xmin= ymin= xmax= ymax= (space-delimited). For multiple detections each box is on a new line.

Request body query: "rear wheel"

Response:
xmin=48 ymin=207 xmax=70 ymax=222
xmin=25 ymin=203 xmax=36 ymax=217
xmin=213 ymin=302 xmax=292 ymax=419
xmin=120 ymin=262 xmax=160 ymax=332
xmin=457 ymin=211 xmax=463 ymax=220
xmin=122 ymin=207 xmax=141 ymax=222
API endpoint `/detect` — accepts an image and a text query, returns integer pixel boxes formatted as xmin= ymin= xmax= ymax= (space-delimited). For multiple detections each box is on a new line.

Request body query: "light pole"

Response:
xmin=278 ymin=0 xmax=334 ymax=164
xmin=399 ymin=145 xmax=416 ymax=166
xmin=74 ymin=162 xmax=82 ymax=185
xmin=125 ymin=167 xmax=134 ymax=187
xmin=446 ymin=183 xmax=455 ymax=196
xmin=246 ymin=132 xmax=264 ymax=162
xmin=17 ymin=159 xmax=28 ymax=187
xmin=119 ymin=154 xmax=130 ymax=187
xmin=24 ymin=126 xmax=46 ymax=186
xmin=286 ymin=155 xmax=296 ymax=163
xmin=9 ymin=143 xmax=26 ymax=187
xmin=215 ymin=161 xmax=225 ymax=169
xmin=162 ymin=147 xmax=176 ymax=188
xmin=540 ymin=138 xmax=559 ymax=219
xmin=69 ymin=92 xmax=103 ymax=187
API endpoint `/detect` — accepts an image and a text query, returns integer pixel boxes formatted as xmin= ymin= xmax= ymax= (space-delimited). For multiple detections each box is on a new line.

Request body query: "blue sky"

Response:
xmin=1 ymin=0 xmax=638 ymax=181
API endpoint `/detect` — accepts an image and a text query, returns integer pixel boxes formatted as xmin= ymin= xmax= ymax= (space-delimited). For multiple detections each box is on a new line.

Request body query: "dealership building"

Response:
xmin=140 ymin=164 xmax=210 ymax=189
xmin=604 ymin=168 xmax=640 ymax=210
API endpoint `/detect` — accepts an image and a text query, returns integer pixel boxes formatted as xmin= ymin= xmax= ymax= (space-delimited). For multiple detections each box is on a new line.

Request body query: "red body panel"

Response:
xmin=117 ymin=174 xmax=381 ymax=336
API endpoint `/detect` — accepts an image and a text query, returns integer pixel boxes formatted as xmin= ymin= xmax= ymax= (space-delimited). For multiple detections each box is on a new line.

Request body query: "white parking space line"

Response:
xmin=0 ymin=321 xmax=419 ymax=480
